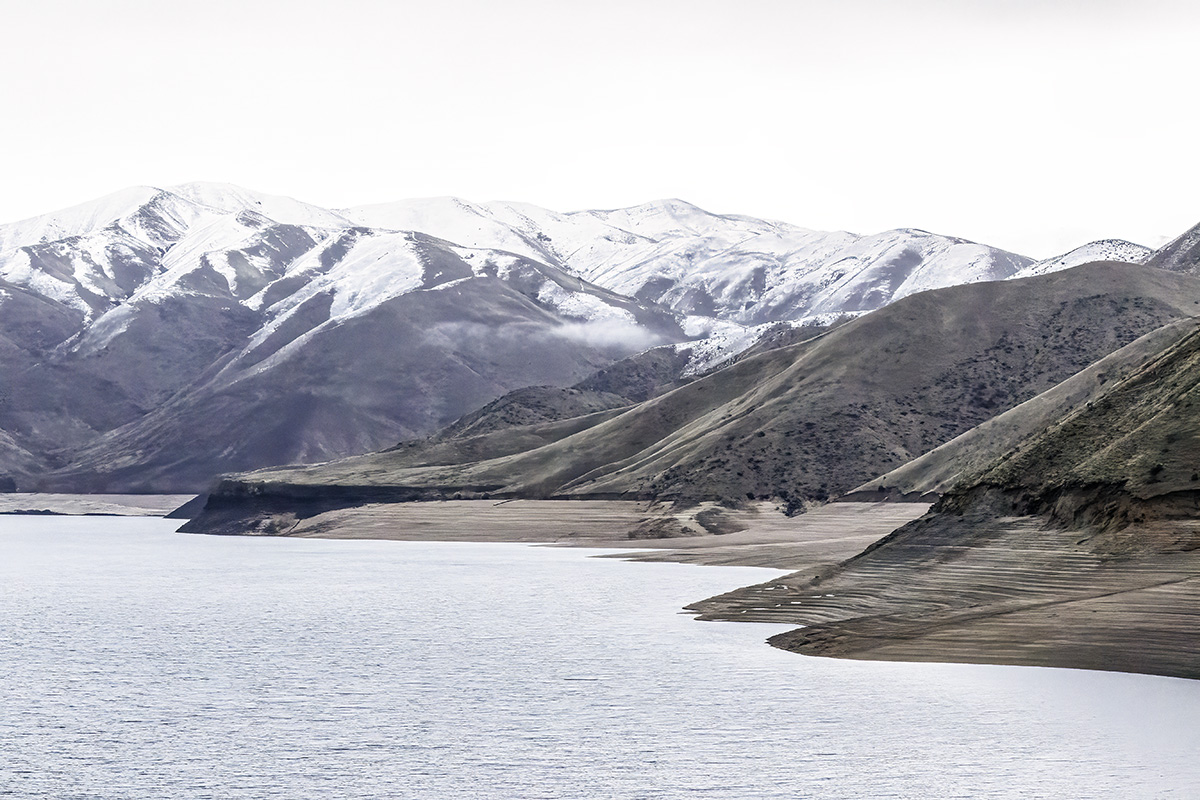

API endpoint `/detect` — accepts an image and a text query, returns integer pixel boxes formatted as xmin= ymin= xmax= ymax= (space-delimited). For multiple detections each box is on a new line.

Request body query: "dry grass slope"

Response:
xmin=186 ymin=262 xmax=1200 ymax=538
xmin=703 ymin=317 xmax=1200 ymax=679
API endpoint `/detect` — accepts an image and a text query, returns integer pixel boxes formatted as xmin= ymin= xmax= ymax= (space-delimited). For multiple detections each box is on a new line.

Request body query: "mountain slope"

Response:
xmin=343 ymin=197 xmax=1032 ymax=327
xmin=0 ymin=187 xmax=682 ymax=491
xmin=851 ymin=317 xmax=1200 ymax=498
xmin=699 ymin=316 xmax=1200 ymax=680
xmin=948 ymin=322 xmax=1200 ymax=520
xmin=182 ymin=262 xmax=1200 ymax=532
xmin=0 ymin=183 xmax=1044 ymax=491
xmin=35 ymin=236 xmax=683 ymax=492
xmin=1146 ymin=220 xmax=1200 ymax=273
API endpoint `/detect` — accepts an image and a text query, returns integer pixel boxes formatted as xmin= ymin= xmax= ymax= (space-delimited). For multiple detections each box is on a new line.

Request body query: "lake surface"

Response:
xmin=3 ymin=516 xmax=1199 ymax=799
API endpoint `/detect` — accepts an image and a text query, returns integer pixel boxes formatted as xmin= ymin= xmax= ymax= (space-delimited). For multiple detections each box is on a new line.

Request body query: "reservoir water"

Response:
xmin=3 ymin=516 xmax=1198 ymax=799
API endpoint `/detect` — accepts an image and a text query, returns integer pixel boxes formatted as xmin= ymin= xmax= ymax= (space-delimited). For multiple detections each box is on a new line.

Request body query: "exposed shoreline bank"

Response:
xmin=251 ymin=498 xmax=932 ymax=571
xmin=20 ymin=493 xmax=1198 ymax=681
xmin=176 ymin=494 xmax=1200 ymax=681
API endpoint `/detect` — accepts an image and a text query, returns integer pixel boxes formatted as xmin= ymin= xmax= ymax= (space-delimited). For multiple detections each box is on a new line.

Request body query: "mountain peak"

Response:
xmin=165 ymin=182 xmax=354 ymax=229
xmin=594 ymin=197 xmax=712 ymax=221
xmin=1012 ymin=238 xmax=1152 ymax=279
xmin=0 ymin=185 xmax=170 ymax=252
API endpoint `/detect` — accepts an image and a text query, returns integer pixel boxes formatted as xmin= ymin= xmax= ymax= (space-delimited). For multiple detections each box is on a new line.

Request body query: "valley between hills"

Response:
xmin=6 ymin=184 xmax=1200 ymax=679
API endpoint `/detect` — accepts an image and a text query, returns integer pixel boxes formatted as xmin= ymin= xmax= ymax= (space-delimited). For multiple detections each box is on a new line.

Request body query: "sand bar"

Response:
xmin=0 ymin=493 xmax=195 ymax=517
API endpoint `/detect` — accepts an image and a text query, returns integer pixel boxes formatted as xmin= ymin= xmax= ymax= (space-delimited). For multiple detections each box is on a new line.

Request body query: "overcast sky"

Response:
xmin=2 ymin=0 xmax=1197 ymax=257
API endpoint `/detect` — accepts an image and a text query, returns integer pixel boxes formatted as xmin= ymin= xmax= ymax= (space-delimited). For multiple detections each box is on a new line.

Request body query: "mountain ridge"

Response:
xmin=180 ymin=261 xmax=1200 ymax=533
xmin=0 ymin=182 xmax=1045 ymax=491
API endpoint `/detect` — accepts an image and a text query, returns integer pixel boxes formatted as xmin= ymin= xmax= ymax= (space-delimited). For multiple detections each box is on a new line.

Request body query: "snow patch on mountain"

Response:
xmin=0 ymin=187 xmax=225 ymax=259
xmin=579 ymin=226 xmax=1029 ymax=327
xmin=324 ymin=235 xmax=426 ymax=320
xmin=0 ymin=250 xmax=88 ymax=312
xmin=537 ymin=280 xmax=638 ymax=325
xmin=341 ymin=194 xmax=1031 ymax=334
xmin=238 ymin=231 xmax=425 ymax=361
xmin=70 ymin=304 xmax=136 ymax=355
xmin=675 ymin=319 xmax=772 ymax=375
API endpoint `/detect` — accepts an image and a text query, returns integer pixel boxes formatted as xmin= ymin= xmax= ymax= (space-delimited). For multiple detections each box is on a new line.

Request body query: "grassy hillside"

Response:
xmin=185 ymin=262 xmax=1200 ymax=533
xmin=852 ymin=317 xmax=1200 ymax=498
xmin=702 ymin=314 xmax=1200 ymax=679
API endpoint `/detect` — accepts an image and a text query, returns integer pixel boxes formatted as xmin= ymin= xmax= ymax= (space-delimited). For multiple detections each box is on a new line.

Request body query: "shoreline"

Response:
xmin=19 ymin=493 xmax=1198 ymax=681
xmin=179 ymin=495 xmax=1200 ymax=681
xmin=0 ymin=493 xmax=196 ymax=517
xmin=201 ymin=497 xmax=932 ymax=571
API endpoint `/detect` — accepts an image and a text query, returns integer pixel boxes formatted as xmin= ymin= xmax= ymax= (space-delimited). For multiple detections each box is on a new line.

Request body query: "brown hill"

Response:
xmin=184 ymin=262 xmax=1200 ymax=533
xmin=1146 ymin=220 xmax=1200 ymax=274
xmin=698 ymin=316 xmax=1200 ymax=679
xmin=851 ymin=317 xmax=1200 ymax=498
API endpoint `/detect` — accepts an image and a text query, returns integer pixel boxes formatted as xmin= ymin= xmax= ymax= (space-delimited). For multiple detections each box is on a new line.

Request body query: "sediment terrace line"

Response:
xmin=246 ymin=499 xmax=932 ymax=572
xmin=690 ymin=509 xmax=1200 ymax=679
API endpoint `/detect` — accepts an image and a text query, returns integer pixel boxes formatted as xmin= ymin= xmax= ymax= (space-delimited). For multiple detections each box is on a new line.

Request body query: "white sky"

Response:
xmin=1 ymin=0 xmax=1198 ymax=257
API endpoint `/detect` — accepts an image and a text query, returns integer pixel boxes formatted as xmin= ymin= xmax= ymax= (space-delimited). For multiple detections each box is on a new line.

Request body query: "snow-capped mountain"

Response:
xmin=0 ymin=183 xmax=1037 ymax=491
xmin=341 ymin=197 xmax=1032 ymax=326
xmin=1011 ymin=239 xmax=1152 ymax=279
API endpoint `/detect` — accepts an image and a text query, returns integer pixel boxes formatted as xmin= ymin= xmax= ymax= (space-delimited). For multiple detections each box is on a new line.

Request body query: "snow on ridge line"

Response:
xmin=7 ymin=184 xmax=1183 ymax=403
xmin=1011 ymin=239 xmax=1153 ymax=279
xmin=0 ymin=182 xmax=357 ymax=259
xmin=0 ymin=186 xmax=202 ymax=256
xmin=224 ymin=233 xmax=427 ymax=377
xmin=341 ymin=197 xmax=555 ymax=266
xmin=1 ymin=182 xmax=1049 ymax=363
xmin=166 ymin=182 xmax=357 ymax=230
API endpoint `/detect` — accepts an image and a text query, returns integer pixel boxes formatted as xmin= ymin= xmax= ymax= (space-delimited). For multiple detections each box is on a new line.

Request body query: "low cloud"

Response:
xmin=425 ymin=318 xmax=667 ymax=357
xmin=547 ymin=320 xmax=665 ymax=352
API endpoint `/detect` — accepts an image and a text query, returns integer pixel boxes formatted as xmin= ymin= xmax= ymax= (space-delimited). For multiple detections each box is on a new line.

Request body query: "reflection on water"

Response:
xmin=2 ymin=516 xmax=1198 ymax=799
